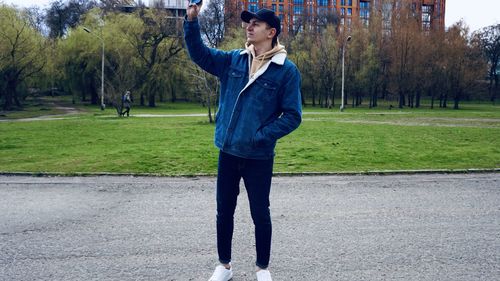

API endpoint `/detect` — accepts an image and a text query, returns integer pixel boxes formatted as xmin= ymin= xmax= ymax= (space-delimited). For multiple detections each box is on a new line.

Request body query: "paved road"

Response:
xmin=0 ymin=174 xmax=499 ymax=281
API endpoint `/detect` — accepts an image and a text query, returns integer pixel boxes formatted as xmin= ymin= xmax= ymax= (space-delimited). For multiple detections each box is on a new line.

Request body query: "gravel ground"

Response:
xmin=0 ymin=173 xmax=499 ymax=281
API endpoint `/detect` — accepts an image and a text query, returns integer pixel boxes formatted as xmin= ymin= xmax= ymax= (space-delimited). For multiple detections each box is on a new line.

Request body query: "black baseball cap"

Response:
xmin=241 ymin=8 xmax=281 ymax=36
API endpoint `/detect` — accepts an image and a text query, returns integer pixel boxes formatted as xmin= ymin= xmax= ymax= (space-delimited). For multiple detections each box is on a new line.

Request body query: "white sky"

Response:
xmin=3 ymin=0 xmax=500 ymax=32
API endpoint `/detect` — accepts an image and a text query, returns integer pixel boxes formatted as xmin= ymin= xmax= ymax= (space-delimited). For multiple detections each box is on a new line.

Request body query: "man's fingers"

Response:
xmin=186 ymin=0 xmax=199 ymax=19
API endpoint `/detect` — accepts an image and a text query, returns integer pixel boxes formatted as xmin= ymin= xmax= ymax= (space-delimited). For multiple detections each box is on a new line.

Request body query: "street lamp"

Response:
xmin=340 ymin=35 xmax=352 ymax=112
xmin=83 ymin=27 xmax=105 ymax=110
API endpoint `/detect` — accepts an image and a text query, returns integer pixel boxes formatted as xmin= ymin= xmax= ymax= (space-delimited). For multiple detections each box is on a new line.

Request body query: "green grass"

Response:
xmin=0 ymin=98 xmax=499 ymax=175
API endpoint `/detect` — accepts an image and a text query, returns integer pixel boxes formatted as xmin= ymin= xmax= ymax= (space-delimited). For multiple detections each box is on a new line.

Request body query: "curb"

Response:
xmin=0 ymin=168 xmax=498 ymax=178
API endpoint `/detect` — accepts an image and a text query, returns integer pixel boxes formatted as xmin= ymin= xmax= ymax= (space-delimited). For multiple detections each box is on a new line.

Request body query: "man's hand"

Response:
xmin=186 ymin=0 xmax=201 ymax=21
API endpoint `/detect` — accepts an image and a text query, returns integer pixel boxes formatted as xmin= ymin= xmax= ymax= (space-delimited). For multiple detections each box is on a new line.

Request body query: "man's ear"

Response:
xmin=267 ymin=28 xmax=277 ymax=39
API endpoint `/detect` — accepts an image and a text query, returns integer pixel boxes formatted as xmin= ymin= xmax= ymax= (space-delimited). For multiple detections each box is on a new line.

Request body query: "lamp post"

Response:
xmin=340 ymin=35 xmax=352 ymax=112
xmin=83 ymin=27 xmax=105 ymax=110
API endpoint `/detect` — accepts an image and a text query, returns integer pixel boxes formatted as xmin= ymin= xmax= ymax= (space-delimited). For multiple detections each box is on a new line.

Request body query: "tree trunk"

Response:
xmin=428 ymin=88 xmax=433 ymax=109
xmin=14 ymin=95 xmax=22 ymax=108
xmin=453 ymin=90 xmax=460 ymax=109
xmin=311 ymin=83 xmax=316 ymax=106
xmin=90 ymin=79 xmax=98 ymax=105
xmin=171 ymin=81 xmax=177 ymax=103
xmin=140 ymin=93 xmax=145 ymax=106
xmin=356 ymin=94 xmax=362 ymax=107
xmin=492 ymin=75 xmax=499 ymax=103
xmin=207 ymin=89 xmax=213 ymax=123
xmin=488 ymin=75 xmax=494 ymax=102
xmin=331 ymin=82 xmax=336 ymax=107
xmin=148 ymin=93 xmax=156 ymax=107
xmin=398 ymin=90 xmax=405 ymax=108
xmin=318 ymin=88 xmax=324 ymax=107
xmin=381 ymin=81 xmax=387 ymax=100
xmin=3 ymin=79 xmax=16 ymax=110
xmin=81 ymin=72 xmax=87 ymax=102
xmin=415 ymin=89 xmax=421 ymax=108
xmin=408 ymin=94 xmax=414 ymax=108
xmin=327 ymin=86 xmax=333 ymax=109
xmin=439 ymin=93 xmax=448 ymax=108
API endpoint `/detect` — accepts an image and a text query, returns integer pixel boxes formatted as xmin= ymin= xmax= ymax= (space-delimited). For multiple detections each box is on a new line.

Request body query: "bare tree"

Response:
xmin=199 ymin=0 xmax=231 ymax=48
xmin=388 ymin=0 xmax=421 ymax=108
xmin=130 ymin=7 xmax=183 ymax=107
xmin=98 ymin=0 xmax=134 ymax=12
xmin=444 ymin=22 xmax=486 ymax=109
xmin=474 ymin=24 xmax=500 ymax=103
xmin=46 ymin=0 xmax=97 ymax=38
xmin=193 ymin=0 xmax=236 ymax=122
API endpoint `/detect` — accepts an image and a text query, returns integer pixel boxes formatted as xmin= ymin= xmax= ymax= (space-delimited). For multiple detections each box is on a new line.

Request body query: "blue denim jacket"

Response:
xmin=184 ymin=18 xmax=302 ymax=159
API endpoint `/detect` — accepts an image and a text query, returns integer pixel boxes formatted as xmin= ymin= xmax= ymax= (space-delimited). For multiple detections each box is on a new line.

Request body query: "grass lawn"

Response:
xmin=0 ymin=97 xmax=499 ymax=175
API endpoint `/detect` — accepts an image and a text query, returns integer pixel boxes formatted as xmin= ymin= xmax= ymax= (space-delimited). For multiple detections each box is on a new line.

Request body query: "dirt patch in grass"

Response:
xmin=303 ymin=117 xmax=500 ymax=128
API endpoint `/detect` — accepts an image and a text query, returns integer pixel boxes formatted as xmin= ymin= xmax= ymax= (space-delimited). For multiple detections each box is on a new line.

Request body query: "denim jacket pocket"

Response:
xmin=228 ymin=67 xmax=244 ymax=78
xmin=253 ymin=128 xmax=273 ymax=148
xmin=255 ymin=78 xmax=278 ymax=91
xmin=252 ymin=78 xmax=279 ymax=102
xmin=226 ymin=67 xmax=246 ymax=94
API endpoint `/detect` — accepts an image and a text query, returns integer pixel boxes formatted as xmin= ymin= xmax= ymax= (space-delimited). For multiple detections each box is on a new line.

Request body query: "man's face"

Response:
xmin=245 ymin=18 xmax=275 ymax=45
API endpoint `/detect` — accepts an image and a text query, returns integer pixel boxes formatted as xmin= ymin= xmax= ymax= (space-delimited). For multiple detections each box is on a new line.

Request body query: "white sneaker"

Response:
xmin=256 ymin=269 xmax=272 ymax=281
xmin=208 ymin=265 xmax=233 ymax=281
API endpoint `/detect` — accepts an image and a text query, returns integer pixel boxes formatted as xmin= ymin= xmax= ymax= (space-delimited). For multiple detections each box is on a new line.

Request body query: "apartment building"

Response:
xmin=234 ymin=0 xmax=446 ymax=34
xmin=148 ymin=0 xmax=186 ymax=17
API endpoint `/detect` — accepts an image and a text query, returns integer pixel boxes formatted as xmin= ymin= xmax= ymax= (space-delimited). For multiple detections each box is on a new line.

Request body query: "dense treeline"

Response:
xmin=0 ymin=0 xmax=499 ymax=115
xmin=281 ymin=2 xmax=498 ymax=109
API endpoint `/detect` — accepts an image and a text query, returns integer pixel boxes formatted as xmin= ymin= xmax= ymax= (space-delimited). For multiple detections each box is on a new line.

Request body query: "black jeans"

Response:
xmin=216 ymin=151 xmax=274 ymax=269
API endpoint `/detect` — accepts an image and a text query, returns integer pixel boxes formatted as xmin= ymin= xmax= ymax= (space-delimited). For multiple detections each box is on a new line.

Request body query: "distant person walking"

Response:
xmin=184 ymin=3 xmax=302 ymax=281
xmin=121 ymin=91 xmax=132 ymax=117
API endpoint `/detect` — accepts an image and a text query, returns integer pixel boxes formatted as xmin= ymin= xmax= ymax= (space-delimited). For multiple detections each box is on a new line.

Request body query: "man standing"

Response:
xmin=184 ymin=4 xmax=302 ymax=281
xmin=121 ymin=90 xmax=132 ymax=117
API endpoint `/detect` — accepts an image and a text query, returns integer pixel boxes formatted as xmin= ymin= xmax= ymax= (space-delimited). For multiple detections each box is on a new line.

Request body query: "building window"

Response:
xmin=249 ymin=3 xmax=258 ymax=11
xmin=422 ymin=5 xmax=432 ymax=30
xmin=382 ymin=2 xmax=392 ymax=30
xmin=294 ymin=0 xmax=304 ymax=4
xmin=279 ymin=4 xmax=283 ymax=12
xmin=341 ymin=8 xmax=345 ymax=15
xmin=317 ymin=0 xmax=327 ymax=6
xmin=360 ymin=0 xmax=370 ymax=26
xmin=347 ymin=8 xmax=352 ymax=16
xmin=317 ymin=7 xmax=328 ymax=15
xmin=272 ymin=4 xmax=276 ymax=11
xmin=294 ymin=6 xmax=303 ymax=14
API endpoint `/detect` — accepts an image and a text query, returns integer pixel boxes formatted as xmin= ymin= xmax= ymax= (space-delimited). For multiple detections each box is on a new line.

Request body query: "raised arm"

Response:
xmin=184 ymin=2 xmax=232 ymax=78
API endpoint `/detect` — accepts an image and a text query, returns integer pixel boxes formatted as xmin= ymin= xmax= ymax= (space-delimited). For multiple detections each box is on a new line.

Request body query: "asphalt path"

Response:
xmin=0 ymin=173 xmax=499 ymax=281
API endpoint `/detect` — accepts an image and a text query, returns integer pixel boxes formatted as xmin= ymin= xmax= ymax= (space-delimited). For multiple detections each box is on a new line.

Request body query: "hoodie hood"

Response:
xmin=245 ymin=42 xmax=287 ymax=78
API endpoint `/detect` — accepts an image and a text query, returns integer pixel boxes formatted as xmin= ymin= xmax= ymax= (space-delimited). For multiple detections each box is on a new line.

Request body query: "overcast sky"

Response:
xmin=3 ymin=0 xmax=500 ymax=32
